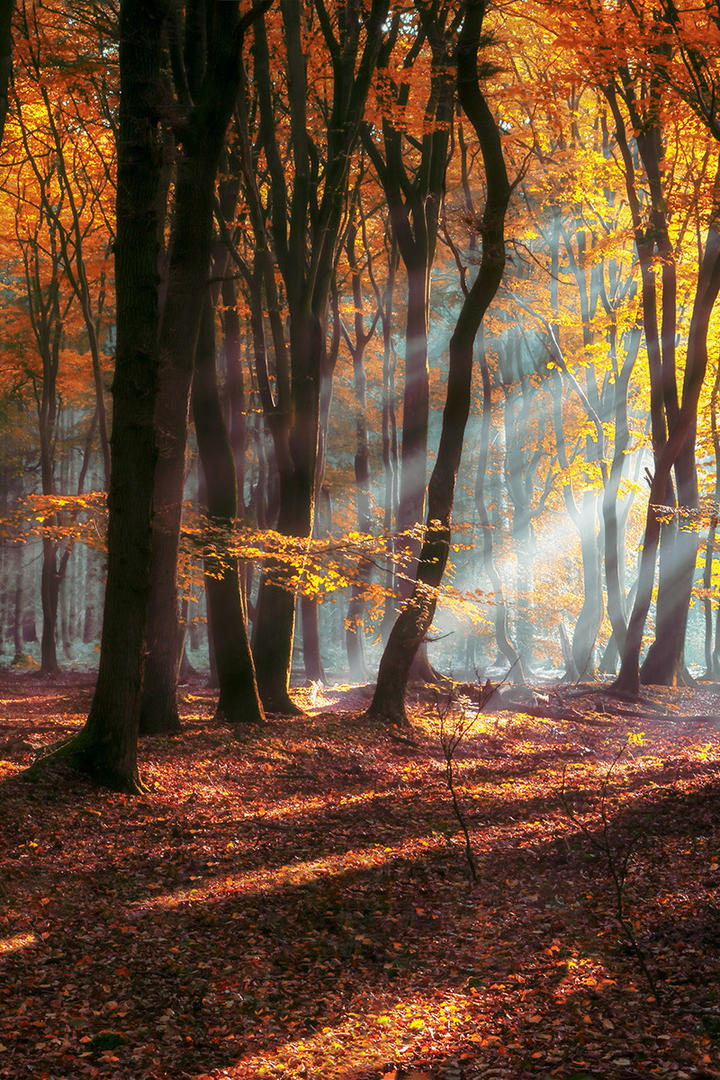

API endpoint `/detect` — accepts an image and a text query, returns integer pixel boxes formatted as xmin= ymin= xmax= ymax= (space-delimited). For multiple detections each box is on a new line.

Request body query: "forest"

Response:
xmin=1 ymin=1 xmax=720 ymax=1079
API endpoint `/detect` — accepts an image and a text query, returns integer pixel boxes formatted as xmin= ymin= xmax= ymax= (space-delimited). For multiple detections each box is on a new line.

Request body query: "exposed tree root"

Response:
xmin=23 ymin=733 xmax=147 ymax=794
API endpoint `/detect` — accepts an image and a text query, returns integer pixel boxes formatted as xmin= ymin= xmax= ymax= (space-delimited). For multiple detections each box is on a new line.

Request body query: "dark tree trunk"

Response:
xmin=252 ymin=315 xmax=320 ymax=714
xmin=192 ymin=296 xmax=265 ymax=726
xmin=140 ymin=1 xmax=252 ymax=735
xmin=40 ymin=538 xmax=59 ymax=675
xmin=301 ymin=595 xmax=325 ymax=683
xmin=0 ymin=0 xmax=13 ymax=149
xmin=27 ymin=0 xmax=166 ymax=791
xmin=367 ymin=0 xmax=510 ymax=725
xmin=242 ymin=0 xmax=388 ymax=712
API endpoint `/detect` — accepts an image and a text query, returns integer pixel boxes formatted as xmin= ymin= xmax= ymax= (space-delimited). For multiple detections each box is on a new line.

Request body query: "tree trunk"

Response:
xmin=615 ymin=223 xmax=720 ymax=695
xmin=571 ymin=494 xmax=603 ymax=679
xmin=367 ymin=0 xmax=510 ymax=725
xmin=252 ymin=328 xmax=318 ymax=713
xmin=475 ymin=340 xmax=524 ymax=681
xmin=192 ymin=297 xmax=265 ymax=726
xmin=26 ymin=0 xmax=166 ymax=791
xmin=0 ymin=0 xmax=14 ymax=149
xmin=39 ymin=537 xmax=59 ymax=675
xmin=301 ymin=595 xmax=325 ymax=683
xmin=141 ymin=2 xmax=250 ymax=735
xmin=602 ymin=331 xmax=640 ymax=655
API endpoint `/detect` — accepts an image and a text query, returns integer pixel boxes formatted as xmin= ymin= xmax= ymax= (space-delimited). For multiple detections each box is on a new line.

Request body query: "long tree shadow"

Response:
xmin=2 ymin=768 xmax=719 ymax=1078
xmin=1 ymin=686 xmax=719 ymax=1080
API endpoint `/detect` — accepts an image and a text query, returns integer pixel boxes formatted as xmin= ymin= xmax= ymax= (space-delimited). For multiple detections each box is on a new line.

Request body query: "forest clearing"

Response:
xmin=1 ymin=673 xmax=719 ymax=1080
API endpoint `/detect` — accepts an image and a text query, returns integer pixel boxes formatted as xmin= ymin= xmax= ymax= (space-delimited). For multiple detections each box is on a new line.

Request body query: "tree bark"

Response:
xmin=26 ymin=0 xmax=166 ymax=791
xmin=614 ymin=221 xmax=720 ymax=695
xmin=140 ymin=1 xmax=253 ymax=734
xmin=367 ymin=0 xmax=510 ymax=725
xmin=243 ymin=0 xmax=389 ymax=712
xmin=192 ymin=295 xmax=265 ymax=726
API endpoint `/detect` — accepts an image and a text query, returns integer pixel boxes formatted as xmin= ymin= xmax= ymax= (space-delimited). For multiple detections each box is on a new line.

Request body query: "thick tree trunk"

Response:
xmin=253 ymin=577 xmax=303 ymax=714
xmin=140 ymin=2 xmax=249 ymax=735
xmin=301 ymin=595 xmax=325 ymax=683
xmin=26 ymin=0 xmax=166 ymax=791
xmin=252 ymin=416 xmax=316 ymax=714
xmin=192 ymin=295 xmax=265 ymax=726
xmin=367 ymin=0 xmax=510 ymax=725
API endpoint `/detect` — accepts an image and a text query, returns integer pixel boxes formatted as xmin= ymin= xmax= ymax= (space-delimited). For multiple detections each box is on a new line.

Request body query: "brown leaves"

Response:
xmin=0 ymin=677 xmax=719 ymax=1080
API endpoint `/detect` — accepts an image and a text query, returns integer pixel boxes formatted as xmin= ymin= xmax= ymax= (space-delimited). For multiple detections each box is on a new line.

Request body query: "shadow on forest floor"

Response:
xmin=0 ymin=675 xmax=719 ymax=1080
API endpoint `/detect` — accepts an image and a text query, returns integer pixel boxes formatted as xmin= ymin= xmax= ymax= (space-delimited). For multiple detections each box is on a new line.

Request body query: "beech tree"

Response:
xmin=29 ymin=0 xmax=167 ymax=790
xmin=140 ymin=0 xmax=267 ymax=734
xmin=235 ymin=0 xmax=390 ymax=713
xmin=367 ymin=0 xmax=511 ymax=725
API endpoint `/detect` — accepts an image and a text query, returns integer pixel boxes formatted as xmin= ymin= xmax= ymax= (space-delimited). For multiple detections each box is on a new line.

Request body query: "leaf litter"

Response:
xmin=0 ymin=672 xmax=719 ymax=1080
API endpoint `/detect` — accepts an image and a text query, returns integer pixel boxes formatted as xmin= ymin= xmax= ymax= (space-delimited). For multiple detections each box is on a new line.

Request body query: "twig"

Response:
xmin=560 ymin=745 xmax=662 ymax=1004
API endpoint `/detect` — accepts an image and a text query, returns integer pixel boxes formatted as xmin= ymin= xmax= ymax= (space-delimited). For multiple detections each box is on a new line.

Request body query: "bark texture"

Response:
xmin=27 ymin=0 xmax=166 ymax=790
xmin=192 ymin=296 xmax=265 ymax=727
xmin=367 ymin=0 xmax=510 ymax=726
xmin=140 ymin=1 xmax=255 ymax=734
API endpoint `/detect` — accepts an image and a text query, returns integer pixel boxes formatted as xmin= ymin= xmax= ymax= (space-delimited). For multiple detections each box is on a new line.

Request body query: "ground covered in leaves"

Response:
xmin=1 ymin=673 xmax=719 ymax=1080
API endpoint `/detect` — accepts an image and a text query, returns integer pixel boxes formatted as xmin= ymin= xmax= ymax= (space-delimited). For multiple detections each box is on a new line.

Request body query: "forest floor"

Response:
xmin=0 ymin=674 xmax=719 ymax=1080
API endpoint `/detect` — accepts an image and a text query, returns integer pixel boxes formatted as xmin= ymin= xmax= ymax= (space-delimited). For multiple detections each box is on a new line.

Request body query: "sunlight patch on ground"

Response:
xmin=130 ymin=834 xmax=449 ymax=913
xmin=0 ymin=933 xmax=37 ymax=955
xmin=131 ymin=814 xmax=559 ymax=915
xmin=195 ymin=990 xmax=476 ymax=1080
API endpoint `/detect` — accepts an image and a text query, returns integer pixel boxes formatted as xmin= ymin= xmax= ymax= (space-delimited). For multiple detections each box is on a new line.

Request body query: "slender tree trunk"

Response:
xmin=0 ymin=0 xmax=14 ymax=149
xmin=252 ymin=317 xmax=321 ymax=714
xmin=40 ymin=538 xmax=59 ymax=675
xmin=702 ymin=358 xmax=720 ymax=676
xmin=475 ymin=338 xmax=524 ymax=681
xmin=615 ymin=222 xmax=720 ymax=695
xmin=141 ymin=2 xmax=250 ymax=734
xmin=367 ymin=0 xmax=510 ymax=725
xmin=602 ymin=332 xmax=640 ymax=655
xmin=571 ymin=494 xmax=603 ymax=679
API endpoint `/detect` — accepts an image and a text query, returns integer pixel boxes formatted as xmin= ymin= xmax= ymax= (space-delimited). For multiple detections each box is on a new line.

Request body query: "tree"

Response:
xmin=367 ymin=0 xmax=511 ymax=725
xmin=28 ymin=0 xmax=167 ymax=791
xmin=140 ymin=0 xmax=266 ymax=735
xmin=235 ymin=0 xmax=390 ymax=713
xmin=0 ymin=0 xmax=13 ymax=148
